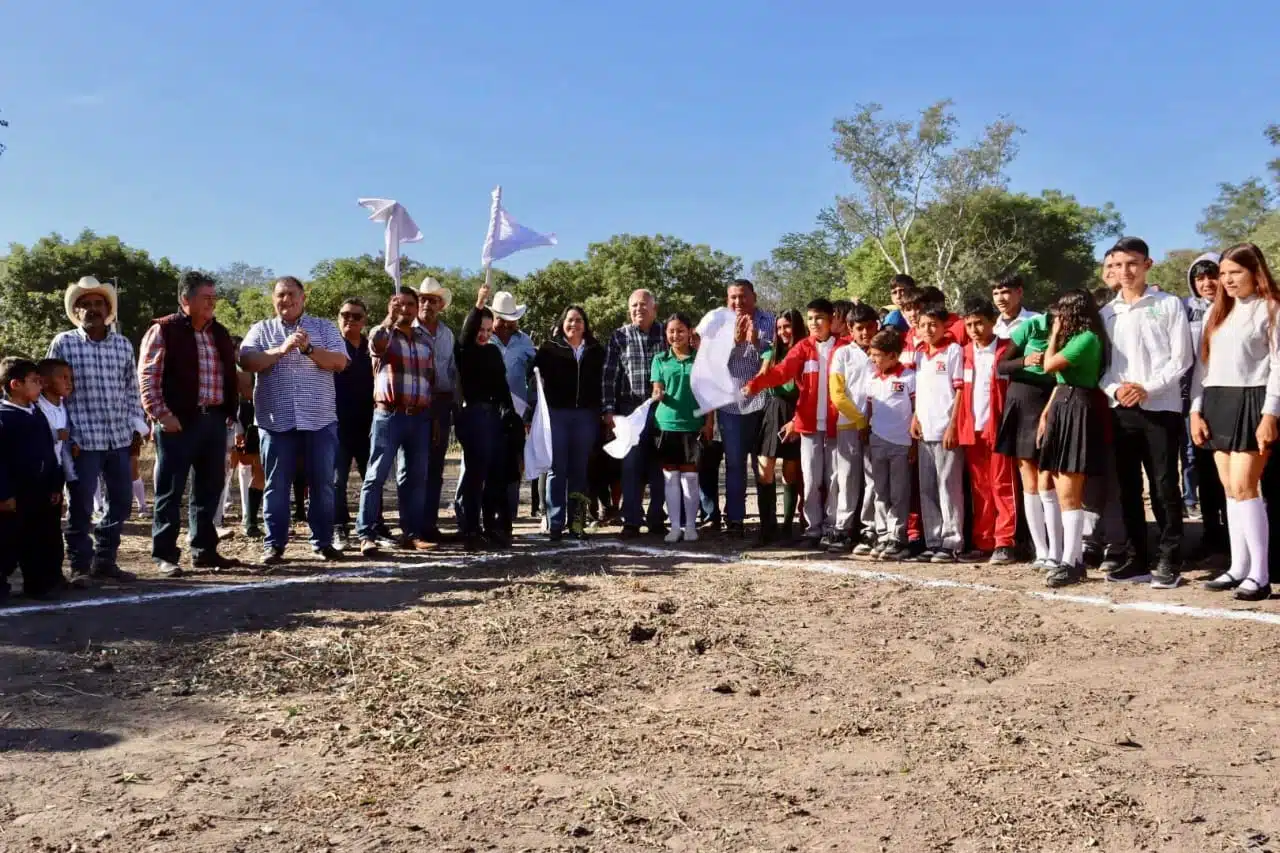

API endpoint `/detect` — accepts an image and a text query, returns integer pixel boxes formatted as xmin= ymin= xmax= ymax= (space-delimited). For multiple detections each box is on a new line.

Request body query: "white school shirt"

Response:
xmin=913 ymin=343 xmax=964 ymax=442
xmin=1189 ymin=294 xmax=1280 ymax=416
xmin=969 ymin=338 xmax=999 ymax=432
xmin=812 ymin=337 xmax=837 ymax=431
xmin=864 ymin=367 xmax=916 ymax=446
xmin=829 ymin=343 xmax=870 ymax=428
xmin=36 ymin=396 xmax=67 ymax=458
xmin=1099 ymin=287 xmax=1194 ymax=413
xmin=994 ymin=308 xmax=1039 ymax=340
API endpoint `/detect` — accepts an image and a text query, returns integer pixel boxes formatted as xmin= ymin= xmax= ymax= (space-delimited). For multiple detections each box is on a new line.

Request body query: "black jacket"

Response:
xmin=532 ymin=337 xmax=605 ymax=410
xmin=0 ymin=402 xmax=63 ymax=503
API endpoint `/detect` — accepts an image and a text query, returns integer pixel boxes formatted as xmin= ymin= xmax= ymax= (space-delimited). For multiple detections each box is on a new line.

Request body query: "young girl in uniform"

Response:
xmin=1191 ymin=243 xmax=1280 ymax=601
xmin=755 ymin=309 xmax=805 ymax=543
xmin=1036 ymin=289 xmax=1108 ymax=588
xmin=651 ymin=313 xmax=712 ymax=543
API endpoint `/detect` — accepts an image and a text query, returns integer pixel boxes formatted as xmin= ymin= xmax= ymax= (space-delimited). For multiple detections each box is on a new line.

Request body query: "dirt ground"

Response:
xmin=4 ymin=474 xmax=1280 ymax=852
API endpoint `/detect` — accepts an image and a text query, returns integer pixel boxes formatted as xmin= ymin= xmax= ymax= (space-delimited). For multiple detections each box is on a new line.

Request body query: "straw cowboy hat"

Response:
xmin=64 ymin=276 xmax=118 ymax=327
xmin=489 ymin=290 xmax=527 ymax=322
xmin=418 ymin=276 xmax=452 ymax=310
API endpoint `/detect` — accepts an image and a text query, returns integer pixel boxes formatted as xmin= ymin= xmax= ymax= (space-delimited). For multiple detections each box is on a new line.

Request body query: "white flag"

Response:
xmin=357 ymin=198 xmax=423 ymax=286
xmin=524 ymin=368 xmax=554 ymax=481
xmin=691 ymin=307 xmax=747 ymax=416
xmin=481 ymin=185 xmax=557 ymax=267
xmin=603 ymin=399 xmax=654 ymax=460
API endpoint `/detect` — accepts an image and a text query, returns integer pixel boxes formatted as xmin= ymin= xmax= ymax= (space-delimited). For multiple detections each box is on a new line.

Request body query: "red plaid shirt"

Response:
xmin=138 ymin=320 xmax=224 ymax=421
xmin=370 ymin=324 xmax=435 ymax=409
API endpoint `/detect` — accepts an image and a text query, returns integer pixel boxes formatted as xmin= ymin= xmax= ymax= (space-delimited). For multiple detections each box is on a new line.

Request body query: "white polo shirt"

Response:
xmin=914 ymin=342 xmax=964 ymax=442
xmin=1100 ymin=287 xmax=1193 ymax=413
xmin=865 ymin=366 xmax=916 ymax=446
xmin=969 ymin=338 xmax=999 ymax=432
xmin=994 ymin=308 xmax=1039 ymax=340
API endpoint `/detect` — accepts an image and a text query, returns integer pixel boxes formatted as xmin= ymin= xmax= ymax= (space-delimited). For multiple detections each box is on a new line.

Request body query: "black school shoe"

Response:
xmin=1106 ymin=559 xmax=1152 ymax=584
xmin=1150 ymin=557 xmax=1184 ymax=589
xmin=193 ymin=553 xmax=243 ymax=571
xmin=312 ymin=545 xmax=344 ymax=562
xmin=92 ymin=564 xmax=137 ymax=582
xmin=1235 ymin=579 xmax=1272 ymax=601
xmin=1045 ymin=562 xmax=1085 ymax=588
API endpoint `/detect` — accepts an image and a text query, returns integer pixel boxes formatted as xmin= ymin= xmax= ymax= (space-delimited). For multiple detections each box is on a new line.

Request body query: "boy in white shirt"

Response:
xmin=864 ymin=328 xmax=916 ymax=560
xmin=36 ymin=359 xmax=78 ymax=485
xmin=908 ymin=309 xmax=965 ymax=562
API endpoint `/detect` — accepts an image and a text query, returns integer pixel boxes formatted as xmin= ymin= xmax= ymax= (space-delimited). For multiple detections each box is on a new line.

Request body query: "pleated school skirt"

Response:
xmin=995 ymin=380 xmax=1054 ymax=461
xmin=1203 ymin=386 xmax=1267 ymax=453
xmin=655 ymin=429 xmax=701 ymax=468
xmin=758 ymin=394 xmax=801 ymax=461
xmin=1038 ymin=386 xmax=1106 ymax=475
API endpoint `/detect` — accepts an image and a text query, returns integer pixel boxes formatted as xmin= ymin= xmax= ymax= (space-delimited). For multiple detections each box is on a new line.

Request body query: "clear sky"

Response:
xmin=1 ymin=0 xmax=1275 ymax=279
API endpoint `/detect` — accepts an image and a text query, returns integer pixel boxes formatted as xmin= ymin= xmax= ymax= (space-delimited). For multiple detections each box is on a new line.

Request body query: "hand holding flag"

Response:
xmin=481 ymin=186 xmax=557 ymax=268
xmin=357 ymin=198 xmax=423 ymax=286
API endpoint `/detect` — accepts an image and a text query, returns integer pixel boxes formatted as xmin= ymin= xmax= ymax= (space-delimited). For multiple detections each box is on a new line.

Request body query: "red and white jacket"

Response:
xmin=745 ymin=335 xmax=851 ymax=436
xmin=955 ymin=336 xmax=1011 ymax=446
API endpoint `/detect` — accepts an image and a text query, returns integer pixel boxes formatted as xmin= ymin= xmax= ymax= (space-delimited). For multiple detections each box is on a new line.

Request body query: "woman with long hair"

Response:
xmin=754 ymin=308 xmax=806 ymax=542
xmin=1035 ymin=289 xmax=1110 ymax=588
xmin=531 ymin=305 xmax=606 ymax=540
xmin=1191 ymin=243 xmax=1280 ymax=600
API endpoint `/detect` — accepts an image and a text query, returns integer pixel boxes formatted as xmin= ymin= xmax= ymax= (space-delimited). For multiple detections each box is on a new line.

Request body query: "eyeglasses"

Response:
xmin=339 ymin=311 xmax=366 ymax=321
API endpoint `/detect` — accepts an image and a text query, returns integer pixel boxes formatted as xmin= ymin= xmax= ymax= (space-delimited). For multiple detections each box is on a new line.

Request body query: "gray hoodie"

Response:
xmin=1184 ymin=251 xmax=1221 ymax=332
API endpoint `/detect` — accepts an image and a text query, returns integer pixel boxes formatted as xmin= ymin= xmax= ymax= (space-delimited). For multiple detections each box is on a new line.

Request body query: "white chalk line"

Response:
xmin=4 ymin=538 xmax=1279 ymax=628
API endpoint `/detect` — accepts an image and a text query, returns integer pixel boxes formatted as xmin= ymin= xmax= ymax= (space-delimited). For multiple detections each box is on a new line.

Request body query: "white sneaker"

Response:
xmin=682 ymin=527 xmax=699 ymax=543
xmin=156 ymin=559 xmax=183 ymax=578
xmin=663 ymin=528 xmax=683 ymax=544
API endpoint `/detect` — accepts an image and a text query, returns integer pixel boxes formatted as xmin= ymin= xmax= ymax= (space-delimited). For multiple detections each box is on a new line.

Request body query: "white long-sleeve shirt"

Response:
xmin=1100 ymin=287 xmax=1194 ymax=413
xmin=1189 ymin=295 xmax=1280 ymax=417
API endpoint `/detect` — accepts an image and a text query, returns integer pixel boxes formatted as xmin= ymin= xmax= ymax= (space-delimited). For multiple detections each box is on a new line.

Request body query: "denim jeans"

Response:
xmin=334 ymin=418 xmax=371 ymax=531
xmin=400 ymin=402 xmax=453 ymax=534
xmin=260 ymin=423 xmax=339 ymax=550
xmin=620 ymin=408 xmax=666 ymax=529
xmin=457 ymin=404 xmax=507 ymax=535
xmin=718 ymin=410 xmax=762 ymax=524
xmin=1181 ymin=416 xmax=1198 ymax=507
xmin=547 ymin=408 xmax=599 ymax=533
xmin=151 ymin=412 xmax=228 ymax=563
xmin=67 ymin=445 xmax=133 ymax=572
xmin=359 ymin=410 xmax=431 ymax=541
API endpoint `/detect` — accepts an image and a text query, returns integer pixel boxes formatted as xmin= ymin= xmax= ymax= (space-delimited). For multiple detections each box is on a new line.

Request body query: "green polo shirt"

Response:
xmin=1009 ymin=314 xmax=1052 ymax=385
xmin=1056 ymin=330 xmax=1102 ymax=388
xmin=650 ymin=349 xmax=703 ymax=432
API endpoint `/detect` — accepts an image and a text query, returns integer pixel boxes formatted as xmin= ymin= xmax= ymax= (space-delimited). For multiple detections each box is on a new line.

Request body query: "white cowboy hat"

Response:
xmin=418 ymin=276 xmax=453 ymax=310
xmin=490 ymin=290 xmax=527 ymax=322
xmin=64 ymin=275 xmax=118 ymax=327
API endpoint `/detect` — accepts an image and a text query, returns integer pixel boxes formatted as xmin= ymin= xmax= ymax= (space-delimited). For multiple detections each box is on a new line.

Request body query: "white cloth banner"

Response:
xmin=691 ymin=307 xmax=746 ymax=416
xmin=481 ymin=185 xmax=557 ymax=267
xmin=603 ymin=398 xmax=654 ymax=460
xmin=357 ymin=198 xmax=423 ymax=286
xmin=523 ymin=368 xmax=553 ymax=481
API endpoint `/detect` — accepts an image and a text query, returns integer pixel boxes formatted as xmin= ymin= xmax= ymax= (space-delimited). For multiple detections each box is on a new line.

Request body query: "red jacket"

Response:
xmin=745 ymin=335 xmax=849 ymax=436
xmin=955 ymin=337 xmax=1011 ymax=446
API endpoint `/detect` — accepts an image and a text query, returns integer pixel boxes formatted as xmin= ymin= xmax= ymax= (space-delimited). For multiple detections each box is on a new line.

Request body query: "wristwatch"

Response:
xmin=301 ymin=343 xmax=315 ymax=356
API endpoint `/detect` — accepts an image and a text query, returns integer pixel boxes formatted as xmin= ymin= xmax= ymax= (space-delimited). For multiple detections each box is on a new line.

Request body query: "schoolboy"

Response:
xmin=36 ymin=358 xmax=78 ymax=484
xmin=0 ymin=358 xmax=67 ymax=602
xmin=842 ymin=303 xmax=882 ymax=554
xmin=908 ymin=308 xmax=965 ymax=561
xmin=826 ymin=304 xmax=876 ymax=552
xmin=882 ymin=275 xmax=917 ymax=333
xmin=744 ymin=299 xmax=862 ymax=547
xmin=863 ymin=329 xmax=916 ymax=560
xmin=896 ymin=289 xmax=925 ymax=366
xmin=1183 ymin=253 xmax=1227 ymax=558
xmin=955 ymin=298 xmax=1017 ymax=564
xmin=991 ymin=275 xmax=1039 ymax=339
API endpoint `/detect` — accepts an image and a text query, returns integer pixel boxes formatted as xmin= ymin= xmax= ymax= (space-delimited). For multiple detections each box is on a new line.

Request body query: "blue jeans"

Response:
xmin=151 ymin=412 xmax=228 ymax=563
xmin=1181 ymin=416 xmax=1198 ymax=507
xmin=620 ymin=408 xmax=666 ymax=529
xmin=260 ymin=423 xmax=339 ymax=550
xmin=334 ymin=417 xmax=371 ymax=530
xmin=67 ymin=445 xmax=132 ymax=572
xmin=719 ymin=410 xmax=762 ymax=524
xmin=400 ymin=402 xmax=453 ymax=534
xmin=457 ymin=404 xmax=506 ymax=535
xmin=548 ymin=408 xmax=599 ymax=533
xmin=359 ymin=410 xmax=431 ymax=541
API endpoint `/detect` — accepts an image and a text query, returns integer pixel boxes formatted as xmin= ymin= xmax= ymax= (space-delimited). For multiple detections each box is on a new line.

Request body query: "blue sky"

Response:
xmin=1 ymin=0 xmax=1275 ymax=280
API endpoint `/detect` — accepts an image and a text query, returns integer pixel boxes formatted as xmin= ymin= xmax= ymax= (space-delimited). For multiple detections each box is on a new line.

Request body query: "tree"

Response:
xmin=1197 ymin=178 xmax=1273 ymax=247
xmin=0 ymin=230 xmax=181 ymax=358
xmin=1147 ymin=249 xmax=1201 ymax=297
xmin=751 ymin=208 xmax=853 ymax=311
xmin=213 ymin=261 xmax=276 ymax=293
xmin=831 ymin=99 xmax=1020 ymax=287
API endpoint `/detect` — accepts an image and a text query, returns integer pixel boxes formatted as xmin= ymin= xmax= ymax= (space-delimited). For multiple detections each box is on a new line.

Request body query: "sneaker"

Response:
xmin=1045 ymin=562 xmax=1083 ymax=588
xmin=333 ymin=527 xmax=350 ymax=552
xmin=698 ymin=518 xmax=722 ymax=533
xmin=373 ymin=525 xmax=400 ymax=547
xmin=869 ymin=541 xmax=890 ymax=559
xmin=988 ymin=547 xmax=1018 ymax=566
xmin=91 ymin=564 xmax=137 ymax=582
xmin=825 ymin=534 xmax=850 ymax=555
xmin=360 ymin=539 xmax=380 ymax=557
xmin=399 ymin=536 xmax=435 ymax=552
xmin=931 ymin=549 xmax=958 ymax=564
xmin=243 ymin=524 xmax=264 ymax=539
xmin=800 ymin=533 xmax=823 ymax=550
xmin=819 ymin=532 xmax=835 ymax=549
xmin=155 ymin=559 xmax=184 ymax=578
xmin=1150 ymin=558 xmax=1184 ymax=589
xmin=1105 ymin=560 xmax=1152 ymax=584
xmin=619 ymin=525 xmax=643 ymax=540
xmin=663 ymin=527 xmax=683 ymax=544
xmin=312 ymin=545 xmax=344 ymax=562
xmin=260 ymin=546 xmax=286 ymax=567
xmin=879 ymin=542 xmax=912 ymax=561
xmin=911 ymin=549 xmax=937 ymax=563
xmin=192 ymin=553 xmax=242 ymax=572
xmin=851 ymin=540 xmax=877 ymax=558
xmin=1099 ymin=547 xmax=1128 ymax=575
xmin=958 ymin=550 xmax=991 ymax=563
xmin=67 ymin=569 xmax=95 ymax=589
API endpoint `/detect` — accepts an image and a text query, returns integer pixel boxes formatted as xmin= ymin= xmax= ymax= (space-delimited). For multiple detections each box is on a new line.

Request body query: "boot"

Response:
xmin=245 ymin=487 xmax=264 ymax=538
xmin=754 ymin=481 xmax=777 ymax=546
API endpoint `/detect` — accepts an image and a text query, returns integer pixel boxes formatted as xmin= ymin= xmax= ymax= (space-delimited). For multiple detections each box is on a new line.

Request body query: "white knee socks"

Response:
xmin=1024 ymin=492 xmax=1048 ymax=560
xmin=680 ymin=473 xmax=699 ymax=542
xmin=238 ymin=464 xmax=252 ymax=522
xmin=1040 ymin=491 xmax=1063 ymax=563
xmin=663 ymin=471 xmax=683 ymax=543
xmin=1238 ymin=497 xmax=1270 ymax=586
xmin=1061 ymin=508 xmax=1085 ymax=569
xmin=132 ymin=478 xmax=148 ymax=514
xmin=1224 ymin=499 xmax=1250 ymax=581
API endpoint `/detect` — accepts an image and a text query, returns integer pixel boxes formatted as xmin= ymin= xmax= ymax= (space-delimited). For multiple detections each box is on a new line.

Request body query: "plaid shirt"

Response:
xmin=418 ymin=320 xmax=456 ymax=394
xmin=370 ymin=324 xmax=435 ymax=409
xmin=241 ymin=314 xmax=345 ymax=432
xmin=137 ymin=320 xmax=225 ymax=421
xmin=724 ymin=308 xmax=775 ymax=415
xmin=47 ymin=328 xmax=148 ymax=451
xmin=602 ymin=322 xmax=665 ymax=414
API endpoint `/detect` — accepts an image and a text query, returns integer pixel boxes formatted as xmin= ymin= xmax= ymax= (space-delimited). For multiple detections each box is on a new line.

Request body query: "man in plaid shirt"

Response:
xmin=602 ymin=289 xmax=666 ymax=537
xmin=47 ymin=277 xmax=147 ymax=584
xmin=356 ymin=287 xmax=436 ymax=555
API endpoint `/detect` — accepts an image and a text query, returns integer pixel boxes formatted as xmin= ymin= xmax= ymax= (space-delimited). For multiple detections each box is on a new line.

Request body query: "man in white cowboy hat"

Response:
xmin=399 ymin=276 xmax=457 ymax=540
xmin=47 ymin=275 xmax=147 ymax=584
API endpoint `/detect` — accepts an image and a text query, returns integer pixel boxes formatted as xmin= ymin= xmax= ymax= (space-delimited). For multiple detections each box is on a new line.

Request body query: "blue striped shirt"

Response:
xmin=47 ymin=329 xmax=148 ymax=451
xmin=240 ymin=314 xmax=345 ymax=432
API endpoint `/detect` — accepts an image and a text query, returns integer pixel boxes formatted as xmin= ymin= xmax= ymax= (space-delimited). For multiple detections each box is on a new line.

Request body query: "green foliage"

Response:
xmin=1197 ymin=178 xmax=1273 ymax=247
xmin=1148 ymin=249 xmax=1201 ymax=297
xmin=1249 ymin=210 xmax=1280 ymax=261
xmin=0 ymin=230 xmax=180 ymax=358
xmin=752 ymin=208 xmax=853 ymax=311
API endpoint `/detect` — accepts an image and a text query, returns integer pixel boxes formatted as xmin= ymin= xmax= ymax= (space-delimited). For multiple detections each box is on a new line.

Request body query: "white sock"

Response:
xmin=1239 ymin=497 xmax=1270 ymax=587
xmin=663 ymin=471 xmax=682 ymax=543
xmin=1024 ymin=491 xmax=1048 ymax=560
xmin=238 ymin=464 xmax=252 ymax=522
xmin=680 ymin=473 xmax=699 ymax=541
xmin=1224 ymin=499 xmax=1250 ymax=581
xmin=1060 ymin=508 xmax=1085 ymax=568
xmin=1040 ymin=492 xmax=1063 ymax=562
xmin=132 ymin=478 xmax=148 ymax=514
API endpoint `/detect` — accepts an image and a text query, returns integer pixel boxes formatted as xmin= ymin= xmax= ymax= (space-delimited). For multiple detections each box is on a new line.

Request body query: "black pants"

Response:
xmin=0 ymin=497 xmax=64 ymax=595
xmin=1112 ymin=407 xmax=1184 ymax=564
xmin=698 ymin=438 xmax=725 ymax=523
xmin=333 ymin=418 xmax=372 ymax=529
xmin=152 ymin=412 xmax=227 ymax=563
xmin=1191 ymin=445 xmax=1228 ymax=549
xmin=457 ymin=405 xmax=509 ymax=536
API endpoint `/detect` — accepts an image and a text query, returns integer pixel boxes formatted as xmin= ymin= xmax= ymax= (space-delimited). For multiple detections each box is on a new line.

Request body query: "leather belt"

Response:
xmin=376 ymin=402 xmax=428 ymax=416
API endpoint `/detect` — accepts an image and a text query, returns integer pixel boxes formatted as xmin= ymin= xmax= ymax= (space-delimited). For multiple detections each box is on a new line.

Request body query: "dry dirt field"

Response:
xmin=5 ymin=494 xmax=1280 ymax=853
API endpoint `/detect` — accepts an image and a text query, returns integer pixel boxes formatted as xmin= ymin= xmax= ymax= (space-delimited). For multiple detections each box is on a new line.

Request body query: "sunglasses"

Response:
xmin=339 ymin=311 xmax=366 ymax=321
